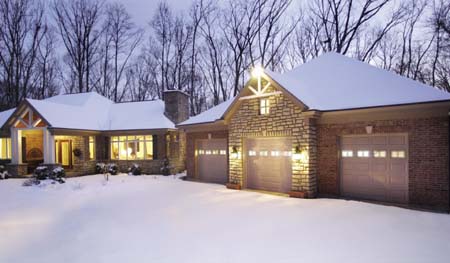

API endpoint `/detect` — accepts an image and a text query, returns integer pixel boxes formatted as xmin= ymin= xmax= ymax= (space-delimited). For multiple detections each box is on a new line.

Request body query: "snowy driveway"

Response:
xmin=0 ymin=175 xmax=449 ymax=263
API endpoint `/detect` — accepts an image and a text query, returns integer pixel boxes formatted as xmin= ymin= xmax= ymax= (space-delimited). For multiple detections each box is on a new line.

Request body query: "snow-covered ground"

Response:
xmin=1 ymin=174 xmax=449 ymax=263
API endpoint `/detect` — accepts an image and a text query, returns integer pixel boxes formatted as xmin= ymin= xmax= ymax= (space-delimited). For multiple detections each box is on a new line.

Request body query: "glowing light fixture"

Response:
xmin=251 ymin=65 xmax=264 ymax=78
xmin=230 ymin=146 xmax=241 ymax=159
xmin=292 ymin=146 xmax=308 ymax=162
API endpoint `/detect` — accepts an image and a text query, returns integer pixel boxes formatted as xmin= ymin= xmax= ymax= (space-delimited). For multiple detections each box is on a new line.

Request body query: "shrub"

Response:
xmin=96 ymin=163 xmax=106 ymax=174
xmin=22 ymin=178 xmax=40 ymax=186
xmin=128 ymin=163 xmax=141 ymax=176
xmin=160 ymin=158 xmax=171 ymax=176
xmin=32 ymin=166 xmax=65 ymax=184
xmin=34 ymin=166 xmax=50 ymax=180
xmin=0 ymin=165 xmax=9 ymax=180
xmin=108 ymin=163 xmax=118 ymax=175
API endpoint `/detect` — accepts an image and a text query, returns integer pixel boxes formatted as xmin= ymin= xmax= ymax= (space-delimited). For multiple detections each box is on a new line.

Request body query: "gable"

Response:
xmin=222 ymin=71 xmax=308 ymax=123
xmin=2 ymin=101 xmax=49 ymax=130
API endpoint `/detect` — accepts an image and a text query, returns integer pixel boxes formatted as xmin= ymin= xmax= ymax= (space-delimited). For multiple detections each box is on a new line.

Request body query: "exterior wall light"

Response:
xmin=251 ymin=65 xmax=264 ymax=78
xmin=230 ymin=146 xmax=241 ymax=159
xmin=292 ymin=146 xmax=308 ymax=162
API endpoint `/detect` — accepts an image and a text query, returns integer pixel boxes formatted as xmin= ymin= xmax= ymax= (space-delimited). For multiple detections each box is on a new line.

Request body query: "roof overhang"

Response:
xmin=1 ymin=99 xmax=51 ymax=130
xmin=177 ymin=120 xmax=227 ymax=132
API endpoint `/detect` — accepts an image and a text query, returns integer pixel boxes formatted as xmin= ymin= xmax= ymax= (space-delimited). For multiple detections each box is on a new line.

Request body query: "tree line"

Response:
xmin=0 ymin=0 xmax=448 ymax=114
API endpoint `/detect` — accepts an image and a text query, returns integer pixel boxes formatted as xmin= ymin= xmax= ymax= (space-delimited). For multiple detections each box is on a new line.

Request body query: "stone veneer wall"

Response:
xmin=228 ymin=89 xmax=318 ymax=196
xmin=317 ymin=117 xmax=449 ymax=210
xmin=185 ymin=130 xmax=228 ymax=179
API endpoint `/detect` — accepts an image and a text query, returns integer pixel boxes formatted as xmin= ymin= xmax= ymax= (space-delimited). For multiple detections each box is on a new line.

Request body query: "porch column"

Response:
xmin=10 ymin=128 xmax=22 ymax=164
xmin=43 ymin=128 xmax=55 ymax=164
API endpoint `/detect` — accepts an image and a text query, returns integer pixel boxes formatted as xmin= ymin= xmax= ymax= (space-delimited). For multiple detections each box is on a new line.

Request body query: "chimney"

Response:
xmin=163 ymin=90 xmax=190 ymax=124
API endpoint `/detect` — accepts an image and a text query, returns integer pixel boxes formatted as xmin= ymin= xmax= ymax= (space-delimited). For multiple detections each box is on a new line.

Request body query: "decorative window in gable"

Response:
xmin=260 ymin=98 xmax=270 ymax=115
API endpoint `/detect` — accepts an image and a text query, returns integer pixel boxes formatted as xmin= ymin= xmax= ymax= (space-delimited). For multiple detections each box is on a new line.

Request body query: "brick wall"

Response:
xmin=228 ymin=88 xmax=318 ymax=196
xmin=185 ymin=130 xmax=228 ymax=179
xmin=317 ymin=117 xmax=449 ymax=209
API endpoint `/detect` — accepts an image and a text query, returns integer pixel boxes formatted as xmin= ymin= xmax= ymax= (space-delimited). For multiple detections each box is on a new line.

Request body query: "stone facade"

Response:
xmin=317 ymin=116 xmax=449 ymax=210
xmin=185 ymin=130 xmax=228 ymax=179
xmin=164 ymin=90 xmax=190 ymax=124
xmin=228 ymin=87 xmax=318 ymax=196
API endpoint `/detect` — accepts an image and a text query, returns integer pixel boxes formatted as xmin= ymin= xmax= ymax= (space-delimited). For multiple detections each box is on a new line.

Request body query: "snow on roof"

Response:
xmin=178 ymin=99 xmax=234 ymax=126
xmin=0 ymin=108 xmax=15 ymax=128
xmin=105 ymin=100 xmax=174 ymax=130
xmin=0 ymin=92 xmax=174 ymax=131
xmin=267 ymin=52 xmax=450 ymax=111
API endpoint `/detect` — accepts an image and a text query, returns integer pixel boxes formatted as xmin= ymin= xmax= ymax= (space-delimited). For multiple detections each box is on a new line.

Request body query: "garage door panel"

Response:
xmin=197 ymin=139 xmax=228 ymax=184
xmin=245 ymin=138 xmax=292 ymax=193
xmin=341 ymin=134 xmax=408 ymax=204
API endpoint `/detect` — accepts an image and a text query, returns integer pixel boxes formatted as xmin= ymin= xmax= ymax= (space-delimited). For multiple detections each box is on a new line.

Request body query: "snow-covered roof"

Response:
xmin=178 ymin=99 xmax=233 ymax=126
xmin=0 ymin=92 xmax=174 ymax=131
xmin=0 ymin=108 xmax=15 ymax=128
xmin=267 ymin=52 xmax=450 ymax=111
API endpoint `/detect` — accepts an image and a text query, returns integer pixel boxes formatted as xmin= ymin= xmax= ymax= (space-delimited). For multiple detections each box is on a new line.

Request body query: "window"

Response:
xmin=357 ymin=150 xmax=370 ymax=158
xmin=110 ymin=135 xmax=153 ymax=160
xmin=88 ymin=136 xmax=95 ymax=160
xmin=249 ymin=150 xmax=257 ymax=156
xmin=342 ymin=150 xmax=353 ymax=157
xmin=391 ymin=150 xmax=406 ymax=158
xmin=260 ymin=98 xmax=270 ymax=115
xmin=198 ymin=150 xmax=205 ymax=155
xmin=219 ymin=150 xmax=227 ymax=155
xmin=373 ymin=150 xmax=387 ymax=158
xmin=259 ymin=151 xmax=268 ymax=156
xmin=271 ymin=151 xmax=280 ymax=157
xmin=0 ymin=138 xmax=11 ymax=159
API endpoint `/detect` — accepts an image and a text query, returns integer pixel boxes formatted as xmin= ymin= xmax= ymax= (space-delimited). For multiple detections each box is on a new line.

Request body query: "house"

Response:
xmin=0 ymin=90 xmax=189 ymax=177
xmin=178 ymin=52 xmax=450 ymax=210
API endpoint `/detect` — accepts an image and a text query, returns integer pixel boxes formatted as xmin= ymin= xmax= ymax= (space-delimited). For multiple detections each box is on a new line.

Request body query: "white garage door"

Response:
xmin=245 ymin=137 xmax=292 ymax=193
xmin=196 ymin=139 xmax=228 ymax=184
xmin=341 ymin=134 xmax=408 ymax=203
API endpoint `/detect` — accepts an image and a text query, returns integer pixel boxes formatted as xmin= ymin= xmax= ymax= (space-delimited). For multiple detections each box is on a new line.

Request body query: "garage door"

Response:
xmin=341 ymin=134 xmax=408 ymax=203
xmin=196 ymin=139 xmax=228 ymax=184
xmin=245 ymin=137 xmax=292 ymax=193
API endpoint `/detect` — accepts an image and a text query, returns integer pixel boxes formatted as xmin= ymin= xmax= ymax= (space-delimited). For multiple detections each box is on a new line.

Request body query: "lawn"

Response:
xmin=0 ymin=174 xmax=449 ymax=263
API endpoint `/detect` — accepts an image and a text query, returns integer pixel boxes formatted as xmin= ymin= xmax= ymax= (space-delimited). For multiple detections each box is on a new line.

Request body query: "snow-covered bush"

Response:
xmin=108 ymin=163 xmax=118 ymax=175
xmin=22 ymin=178 xmax=40 ymax=186
xmin=128 ymin=163 xmax=141 ymax=176
xmin=31 ymin=166 xmax=65 ymax=184
xmin=0 ymin=165 xmax=9 ymax=180
xmin=34 ymin=166 xmax=50 ymax=180
xmin=160 ymin=158 xmax=172 ymax=176
xmin=96 ymin=162 xmax=118 ymax=175
xmin=96 ymin=163 xmax=106 ymax=174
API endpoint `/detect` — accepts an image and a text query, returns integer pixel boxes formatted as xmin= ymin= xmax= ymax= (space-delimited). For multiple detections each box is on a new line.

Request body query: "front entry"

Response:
xmin=55 ymin=140 xmax=72 ymax=168
xmin=245 ymin=137 xmax=292 ymax=193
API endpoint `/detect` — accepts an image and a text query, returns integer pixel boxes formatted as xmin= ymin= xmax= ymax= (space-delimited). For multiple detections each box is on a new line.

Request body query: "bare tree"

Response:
xmin=53 ymin=0 xmax=104 ymax=93
xmin=0 ymin=0 xmax=46 ymax=108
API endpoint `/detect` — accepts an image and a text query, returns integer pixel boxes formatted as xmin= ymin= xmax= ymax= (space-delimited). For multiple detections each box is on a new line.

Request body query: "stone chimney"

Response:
xmin=163 ymin=90 xmax=190 ymax=124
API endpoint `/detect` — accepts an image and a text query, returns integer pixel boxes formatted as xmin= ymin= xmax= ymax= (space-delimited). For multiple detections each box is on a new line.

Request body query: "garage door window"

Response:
xmin=342 ymin=150 xmax=353 ymax=157
xmin=357 ymin=150 xmax=370 ymax=157
xmin=391 ymin=150 xmax=406 ymax=158
xmin=271 ymin=151 xmax=280 ymax=157
xmin=373 ymin=150 xmax=387 ymax=158
xmin=260 ymin=151 xmax=268 ymax=156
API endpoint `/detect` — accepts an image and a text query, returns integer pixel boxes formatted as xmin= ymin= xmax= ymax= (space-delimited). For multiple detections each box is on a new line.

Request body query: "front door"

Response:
xmin=55 ymin=140 xmax=72 ymax=168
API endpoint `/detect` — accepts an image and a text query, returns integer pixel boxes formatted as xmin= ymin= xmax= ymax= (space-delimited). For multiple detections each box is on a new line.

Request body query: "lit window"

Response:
xmin=205 ymin=150 xmax=212 ymax=155
xmin=373 ymin=150 xmax=386 ymax=158
xmin=198 ymin=150 xmax=205 ymax=155
xmin=391 ymin=150 xmax=406 ymax=158
xmin=271 ymin=151 xmax=280 ymax=157
xmin=260 ymin=98 xmax=270 ymax=115
xmin=0 ymin=138 xmax=11 ymax=159
xmin=357 ymin=150 xmax=370 ymax=158
xmin=88 ymin=136 xmax=95 ymax=160
xmin=212 ymin=150 xmax=219 ymax=155
xmin=259 ymin=151 xmax=268 ymax=156
xmin=219 ymin=150 xmax=226 ymax=155
xmin=249 ymin=150 xmax=257 ymax=156
xmin=283 ymin=151 xmax=292 ymax=157
xmin=342 ymin=150 xmax=353 ymax=157
xmin=110 ymin=135 xmax=153 ymax=160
